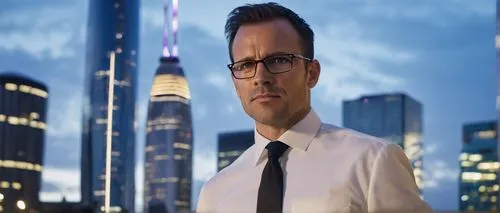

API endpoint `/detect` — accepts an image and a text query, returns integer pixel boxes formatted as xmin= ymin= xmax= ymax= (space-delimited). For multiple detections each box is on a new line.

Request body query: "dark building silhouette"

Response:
xmin=342 ymin=93 xmax=424 ymax=194
xmin=217 ymin=130 xmax=254 ymax=171
xmin=0 ymin=72 xmax=48 ymax=212
xmin=459 ymin=121 xmax=498 ymax=212
xmin=144 ymin=1 xmax=193 ymax=212
xmin=80 ymin=0 xmax=139 ymax=212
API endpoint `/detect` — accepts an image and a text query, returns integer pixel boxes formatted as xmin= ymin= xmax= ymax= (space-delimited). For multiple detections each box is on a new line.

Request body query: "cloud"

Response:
xmin=0 ymin=5 xmax=86 ymax=60
xmin=46 ymin=91 xmax=82 ymax=140
xmin=40 ymin=167 xmax=80 ymax=202
xmin=205 ymin=71 xmax=231 ymax=89
xmin=422 ymin=160 xmax=459 ymax=189
xmin=313 ymin=20 xmax=412 ymax=105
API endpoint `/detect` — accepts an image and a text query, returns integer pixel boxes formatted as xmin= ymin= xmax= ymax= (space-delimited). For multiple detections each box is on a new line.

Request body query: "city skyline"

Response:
xmin=0 ymin=0 xmax=495 ymax=212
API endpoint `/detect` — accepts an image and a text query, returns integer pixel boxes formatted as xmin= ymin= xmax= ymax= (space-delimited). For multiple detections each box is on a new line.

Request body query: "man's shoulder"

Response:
xmin=202 ymin=144 xmax=256 ymax=190
xmin=316 ymin=122 xmax=392 ymax=155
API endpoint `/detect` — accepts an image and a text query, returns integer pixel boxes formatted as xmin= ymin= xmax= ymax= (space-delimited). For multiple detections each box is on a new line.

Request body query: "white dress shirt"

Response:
xmin=196 ymin=109 xmax=433 ymax=213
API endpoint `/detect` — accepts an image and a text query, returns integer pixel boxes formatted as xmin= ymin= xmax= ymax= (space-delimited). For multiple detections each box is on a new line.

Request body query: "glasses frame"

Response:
xmin=227 ymin=53 xmax=312 ymax=79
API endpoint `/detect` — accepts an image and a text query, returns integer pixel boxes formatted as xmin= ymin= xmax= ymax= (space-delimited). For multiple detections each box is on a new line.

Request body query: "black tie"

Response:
xmin=256 ymin=141 xmax=290 ymax=213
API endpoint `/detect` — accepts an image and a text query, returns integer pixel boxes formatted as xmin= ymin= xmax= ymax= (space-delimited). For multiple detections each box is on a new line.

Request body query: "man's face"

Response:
xmin=230 ymin=19 xmax=320 ymax=128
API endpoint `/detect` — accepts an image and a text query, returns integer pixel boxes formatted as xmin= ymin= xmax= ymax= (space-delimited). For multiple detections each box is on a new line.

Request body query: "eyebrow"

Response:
xmin=233 ymin=51 xmax=293 ymax=63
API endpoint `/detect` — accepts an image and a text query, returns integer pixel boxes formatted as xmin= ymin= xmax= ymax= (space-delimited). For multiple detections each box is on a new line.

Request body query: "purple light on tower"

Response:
xmin=172 ymin=0 xmax=179 ymax=57
xmin=162 ymin=0 xmax=170 ymax=57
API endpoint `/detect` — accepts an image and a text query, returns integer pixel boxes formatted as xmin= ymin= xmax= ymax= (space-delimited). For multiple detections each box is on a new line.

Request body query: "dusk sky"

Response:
xmin=0 ymin=0 xmax=496 ymax=211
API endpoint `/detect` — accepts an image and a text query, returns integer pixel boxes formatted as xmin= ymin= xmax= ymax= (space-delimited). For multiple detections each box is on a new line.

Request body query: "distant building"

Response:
xmin=459 ymin=121 xmax=499 ymax=212
xmin=80 ymin=0 xmax=140 ymax=211
xmin=342 ymin=93 xmax=424 ymax=194
xmin=0 ymin=73 xmax=48 ymax=212
xmin=217 ymin=130 xmax=254 ymax=171
xmin=143 ymin=1 xmax=193 ymax=213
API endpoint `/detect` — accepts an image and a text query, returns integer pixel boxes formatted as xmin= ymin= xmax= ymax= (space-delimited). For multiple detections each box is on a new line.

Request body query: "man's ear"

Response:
xmin=307 ymin=59 xmax=321 ymax=88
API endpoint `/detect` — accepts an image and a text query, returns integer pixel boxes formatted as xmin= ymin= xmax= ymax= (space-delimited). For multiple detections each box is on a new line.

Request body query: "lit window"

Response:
xmin=5 ymin=83 xmax=17 ymax=91
xmin=459 ymin=153 xmax=468 ymax=161
xmin=492 ymin=196 xmax=497 ymax=203
xmin=461 ymin=195 xmax=469 ymax=201
xmin=17 ymin=200 xmax=26 ymax=210
xmin=496 ymin=35 xmax=500 ymax=48
xmin=0 ymin=114 xmax=5 ymax=122
xmin=12 ymin=182 xmax=21 ymax=190
xmin=30 ymin=121 xmax=38 ymax=128
xmin=461 ymin=161 xmax=474 ymax=167
xmin=116 ymin=47 xmax=122 ymax=53
xmin=0 ymin=192 xmax=3 ymax=201
xmin=30 ymin=88 xmax=48 ymax=98
xmin=468 ymin=154 xmax=482 ymax=162
xmin=493 ymin=184 xmax=499 ymax=191
xmin=37 ymin=122 xmax=47 ymax=130
xmin=19 ymin=118 xmax=28 ymax=125
xmin=0 ymin=182 xmax=9 ymax=188
xmin=479 ymin=185 xmax=486 ymax=192
xmin=19 ymin=85 xmax=31 ymax=93
xmin=30 ymin=112 xmax=39 ymax=119
xmin=116 ymin=33 xmax=123 ymax=39
xmin=8 ymin=116 xmax=19 ymax=125
xmin=477 ymin=162 xmax=500 ymax=170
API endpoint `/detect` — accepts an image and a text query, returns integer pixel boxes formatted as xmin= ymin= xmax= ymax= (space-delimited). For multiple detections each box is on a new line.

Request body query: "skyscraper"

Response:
xmin=0 ymin=73 xmax=48 ymax=213
xmin=80 ymin=0 xmax=139 ymax=212
xmin=143 ymin=1 xmax=193 ymax=213
xmin=459 ymin=121 xmax=499 ymax=212
xmin=217 ymin=130 xmax=254 ymax=171
xmin=342 ymin=93 xmax=424 ymax=193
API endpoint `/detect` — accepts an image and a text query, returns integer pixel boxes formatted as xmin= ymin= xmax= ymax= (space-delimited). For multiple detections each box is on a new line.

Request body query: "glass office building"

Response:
xmin=342 ymin=93 xmax=424 ymax=194
xmin=217 ymin=130 xmax=254 ymax=171
xmin=80 ymin=0 xmax=139 ymax=212
xmin=0 ymin=73 xmax=48 ymax=213
xmin=143 ymin=57 xmax=193 ymax=213
xmin=459 ymin=121 xmax=498 ymax=212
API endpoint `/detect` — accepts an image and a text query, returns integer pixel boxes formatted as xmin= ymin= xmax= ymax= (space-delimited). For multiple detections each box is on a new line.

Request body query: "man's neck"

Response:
xmin=255 ymin=106 xmax=311 ymax=141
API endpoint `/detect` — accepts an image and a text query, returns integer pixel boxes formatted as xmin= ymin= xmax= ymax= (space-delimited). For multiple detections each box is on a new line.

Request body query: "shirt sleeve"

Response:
xmin=196 ymin=183 xmax=213 ymax=213
xmin=367 ymin=143 xmax=434 ymax=213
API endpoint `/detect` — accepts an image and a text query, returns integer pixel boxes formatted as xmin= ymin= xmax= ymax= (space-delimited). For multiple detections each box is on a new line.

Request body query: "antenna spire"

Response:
xmin=162 ymin=0 xmax=171 ymax=57
xmin=172 ymin=0 xmax=179 ymax=57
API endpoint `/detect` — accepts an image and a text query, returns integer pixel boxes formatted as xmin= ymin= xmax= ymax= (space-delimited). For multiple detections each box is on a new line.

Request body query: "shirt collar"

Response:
xmin=253 ymin=108 xmax=322 ymax=166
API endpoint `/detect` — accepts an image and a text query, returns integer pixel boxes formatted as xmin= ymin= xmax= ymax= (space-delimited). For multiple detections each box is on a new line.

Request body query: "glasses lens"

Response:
xmin=264 ymin=55 xmax=292 ymax=73
xmin=231 ymin=61 xmax=255 ymax=79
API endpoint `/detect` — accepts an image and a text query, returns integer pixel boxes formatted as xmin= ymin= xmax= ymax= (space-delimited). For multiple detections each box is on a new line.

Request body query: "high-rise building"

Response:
xmin=80 ymin=0 xmax=139 ymax=212
xmin=217 ymin=130 xmax=254 ymax=171
xmin=342 ymin=93 xmax=424 ymax=193
xmin=143 ymin=1 xmax=193 ymax=213
xmin=0 ymin=73 xmax=48 ymax=213
xmin=459 ymin=121 xmax=499 ymax=212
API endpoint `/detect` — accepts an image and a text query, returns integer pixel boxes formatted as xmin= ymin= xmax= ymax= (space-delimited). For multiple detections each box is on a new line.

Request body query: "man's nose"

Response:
xmin=253 ymin=62 xmax=274 ymax=86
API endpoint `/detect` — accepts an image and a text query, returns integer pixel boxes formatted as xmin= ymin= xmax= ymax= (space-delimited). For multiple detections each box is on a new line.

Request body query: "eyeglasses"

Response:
xmin=227 ymin=53 xmax=312 ymax=79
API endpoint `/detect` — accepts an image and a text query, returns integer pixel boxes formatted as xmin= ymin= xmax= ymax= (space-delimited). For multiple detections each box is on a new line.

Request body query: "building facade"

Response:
xmin=217 ymin=130 xmax=254 ymax=172
xmin=459 ymin=121 xmax=499 ymax=212
xmin=80 ymin=0 xmax=139 ymax=212
xmin=0 ymin=73 xmax=48 ymax=212
xmin=342 ymin=93 xmax=424 ymax=193
xmin=144 ymin=57 xmax=193 ymax=213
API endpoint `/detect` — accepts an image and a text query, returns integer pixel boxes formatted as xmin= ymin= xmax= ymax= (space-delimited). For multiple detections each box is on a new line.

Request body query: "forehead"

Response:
xmin=231 ymin=19 xmax=302 ymax=61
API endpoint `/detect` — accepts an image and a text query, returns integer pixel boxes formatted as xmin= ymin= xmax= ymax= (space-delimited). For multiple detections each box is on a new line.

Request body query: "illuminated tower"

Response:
xmin=0 ymin=73 xmax=48 ymax=213
xmin=143 ymin=0 xmax=193 ymax=213
xmin=80 ymin=0 xmax=139 ymax=212
xmin=342 ymin=93 xmax=424 ymax=195
xmin=459 ymin=121 xmax=498 ymax=212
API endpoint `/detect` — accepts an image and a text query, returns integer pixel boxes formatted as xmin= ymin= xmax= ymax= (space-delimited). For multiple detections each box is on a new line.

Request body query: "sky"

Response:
xmin=0 ymin=0 xmax=497 ymax=212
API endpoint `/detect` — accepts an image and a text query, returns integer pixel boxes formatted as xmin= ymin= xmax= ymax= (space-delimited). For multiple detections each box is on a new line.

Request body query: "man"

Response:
xmin=197 ymin=2 xmax=433 ymax=213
